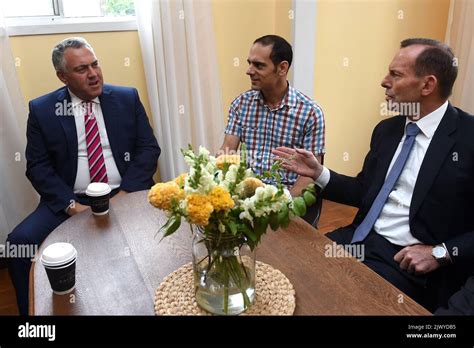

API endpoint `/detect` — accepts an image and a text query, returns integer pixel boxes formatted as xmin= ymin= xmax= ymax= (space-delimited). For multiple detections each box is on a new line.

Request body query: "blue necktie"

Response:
xmin=351 ymin=122 xmax=421 ymax=243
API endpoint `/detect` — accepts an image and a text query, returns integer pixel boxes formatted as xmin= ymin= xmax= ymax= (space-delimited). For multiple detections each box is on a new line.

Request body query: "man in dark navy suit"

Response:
xmin=7 ymin=37 xmax=160 ymax=315
xmin=273 ymin=38 xmax=474 ymax=313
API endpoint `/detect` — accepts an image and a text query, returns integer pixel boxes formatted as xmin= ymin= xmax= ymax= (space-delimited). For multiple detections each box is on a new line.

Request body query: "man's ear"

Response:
xmin=278 ymin=61 xmax=289 ymax=76
xmin=421 ymin=75 xmax=437 ymax=97
xmin=56 ymin=71 xmax=67 ymax=85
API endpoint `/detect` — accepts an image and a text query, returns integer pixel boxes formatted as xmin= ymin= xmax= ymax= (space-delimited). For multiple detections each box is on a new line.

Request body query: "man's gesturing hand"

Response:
xmin=271 ymin=147 xmax=323 ymax=181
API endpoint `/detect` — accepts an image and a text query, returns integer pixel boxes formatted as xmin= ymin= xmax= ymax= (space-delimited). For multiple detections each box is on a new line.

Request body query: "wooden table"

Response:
xmin=31 ymin=191 xmax=430 ymax=315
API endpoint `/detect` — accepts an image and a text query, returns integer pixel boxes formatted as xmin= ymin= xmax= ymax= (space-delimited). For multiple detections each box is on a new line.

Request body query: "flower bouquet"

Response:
xmin=148 ymin=144 xmax=317 ymax=315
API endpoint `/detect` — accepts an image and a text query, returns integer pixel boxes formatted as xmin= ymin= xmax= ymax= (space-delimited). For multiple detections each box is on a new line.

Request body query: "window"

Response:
xmin=2 ymin=0 xmax=136 ymax=36
xmin=3 ymin=0 xmax=55 ymax=17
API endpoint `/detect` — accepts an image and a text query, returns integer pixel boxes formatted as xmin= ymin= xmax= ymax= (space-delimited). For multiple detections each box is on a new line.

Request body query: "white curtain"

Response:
xmin=135 ymin=0 xmax=224 ymax=181
xmin=446 ymin=0 xmax=474 ymax=114
xmin=0 ymin=12 xmax=39 ymax=244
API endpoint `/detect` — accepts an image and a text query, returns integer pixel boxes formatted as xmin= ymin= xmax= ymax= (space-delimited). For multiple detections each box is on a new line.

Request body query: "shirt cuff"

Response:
xmin=315 ymin=166 xmax=330 ymax=189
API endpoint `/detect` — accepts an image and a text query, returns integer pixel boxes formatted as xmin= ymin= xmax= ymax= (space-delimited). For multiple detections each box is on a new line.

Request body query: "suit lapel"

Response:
xmin=377 ymin=118 xmax=406 ymax=180
xmin=365 ymin=118 xmax=406 ymax=207
xmin=57 ymin=88 xmax=78 ymax=177
xmin=410 ymin=105 xmax=457 ymax=219
xmin=99 ymin=86 xmax=120 ymax=163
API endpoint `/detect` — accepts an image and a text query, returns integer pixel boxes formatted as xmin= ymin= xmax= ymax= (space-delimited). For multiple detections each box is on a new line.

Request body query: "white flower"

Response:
xmin=184 ymin=154 xmax=195 ymax=167
xmin=263 ymin=185 xmax=278 ymax=198
xmin=239 ymin=205 xmax=254 ymax=223
xmin=237 ymin=184 xmax=291 ymax=222
xmin=198 ymin=166 xmax=217 ymax=193
xmin=221 ymin=164 xmax=239 ymax=190
xmin=184 ymin=164 xmax=216 ymax=195
xmin=205 ymin=161 xmax=216 ymax=174
xmin=254 ymin=185 xmax=277 ymax=200
xmin=198 ymin=146 xmax=210 ymax=158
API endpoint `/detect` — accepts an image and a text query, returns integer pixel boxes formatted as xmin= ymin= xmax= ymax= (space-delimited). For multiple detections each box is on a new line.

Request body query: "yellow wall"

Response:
xmin=212 ymin=0 xmax=293 ymax=113
xmin=314 ymin=0 xmax=451 ymax=175
xmin=10 ymin=31 xmax=151 ymax=120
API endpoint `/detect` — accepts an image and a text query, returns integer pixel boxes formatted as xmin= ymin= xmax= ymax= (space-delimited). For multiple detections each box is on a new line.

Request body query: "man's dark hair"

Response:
xmin=400 ymin=38 xmax=457 ymax=99
xmin=254 ymin=35 xmax=293 ymax=68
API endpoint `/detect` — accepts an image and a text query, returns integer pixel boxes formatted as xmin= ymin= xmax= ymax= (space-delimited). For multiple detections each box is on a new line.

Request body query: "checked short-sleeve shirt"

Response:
xmin=224 ymin=84 xmax=325 ymax=187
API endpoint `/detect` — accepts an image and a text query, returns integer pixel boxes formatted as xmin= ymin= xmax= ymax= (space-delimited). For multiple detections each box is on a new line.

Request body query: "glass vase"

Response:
xmin=192 ymin=227 xmax=256 ymax=315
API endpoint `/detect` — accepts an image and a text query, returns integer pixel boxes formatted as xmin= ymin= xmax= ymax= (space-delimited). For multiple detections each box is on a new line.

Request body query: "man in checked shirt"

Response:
xmin=220 ymin=35 xmax=325 ymax=197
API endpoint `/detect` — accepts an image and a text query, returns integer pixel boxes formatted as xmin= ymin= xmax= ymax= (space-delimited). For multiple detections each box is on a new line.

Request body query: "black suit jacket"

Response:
xmin=323 ymin=104 xmax=474 ymax=307
xmin=26 ymin=84 xmax=161 ymax=214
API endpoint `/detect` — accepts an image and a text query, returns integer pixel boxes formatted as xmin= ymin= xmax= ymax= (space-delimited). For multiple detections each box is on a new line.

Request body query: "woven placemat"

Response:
xmin=154 ymin=261 xmax=295 ymax=315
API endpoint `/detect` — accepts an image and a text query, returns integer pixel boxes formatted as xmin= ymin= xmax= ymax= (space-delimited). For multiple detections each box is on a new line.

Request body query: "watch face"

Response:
xmin=433 ymin=246 xmax=446 ymax=258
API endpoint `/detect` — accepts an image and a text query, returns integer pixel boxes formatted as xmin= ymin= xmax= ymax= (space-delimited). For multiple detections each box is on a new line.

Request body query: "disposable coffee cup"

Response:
xmin=40 ymin=243 xmax=77 ymax=295
xmin=86 ymin=182 xmax=111 ymax=216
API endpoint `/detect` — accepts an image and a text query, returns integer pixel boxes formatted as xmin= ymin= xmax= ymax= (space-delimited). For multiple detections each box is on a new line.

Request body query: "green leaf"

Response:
xmin=240 ymin=223 xmax=257 ymax=242
xmin=269 ymin=212 xmax=279 ymax=231
xmin=293 ymin=197 xmax=307 ymax=217
xmin=254 ymin=216 xmax=269 ymax=236
xmin=159 ymin=215 xmax=181 ymax=241
xmin=157 ymin=216 xmax=173 ymax=234
xmin=303 ymin=191 xmax=317 ymax=206
xmin=227 ymin=220 xmax=238 ymax=235
xmin=277 ymin=204 xmax=290 ymax=228
xmin=240 ymin=142 xmax=247 ymax=165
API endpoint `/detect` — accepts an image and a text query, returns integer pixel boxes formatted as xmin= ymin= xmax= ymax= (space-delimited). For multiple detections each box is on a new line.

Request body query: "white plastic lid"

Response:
xmin=41 ymin=242 xmax=77 ymax=267
xmin=85 ymin=182 xmax=111 ymax=197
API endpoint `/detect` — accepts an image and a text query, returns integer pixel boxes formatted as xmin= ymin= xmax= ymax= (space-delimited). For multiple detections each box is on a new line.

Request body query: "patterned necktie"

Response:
xmin=84 ymin=102 xmax=108 ymax=183
xmin=351 ymin=122 xmax=421 ymax=243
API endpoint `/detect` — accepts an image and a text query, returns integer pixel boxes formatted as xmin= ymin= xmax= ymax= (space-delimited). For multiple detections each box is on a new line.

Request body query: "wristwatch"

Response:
xmin=432 ymin=244 xmax=450 ymax=265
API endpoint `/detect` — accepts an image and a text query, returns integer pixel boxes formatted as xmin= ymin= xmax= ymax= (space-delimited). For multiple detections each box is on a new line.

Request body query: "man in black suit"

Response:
xmin=272 ymin=38 xmax=474 ymax=312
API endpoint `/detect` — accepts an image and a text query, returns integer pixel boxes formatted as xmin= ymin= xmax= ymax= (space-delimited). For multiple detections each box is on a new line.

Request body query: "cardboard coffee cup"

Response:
xmin=86 ymin=182 xmax=111 ymax=215
xmin=40 ymin=243 xmax=77 ymax=295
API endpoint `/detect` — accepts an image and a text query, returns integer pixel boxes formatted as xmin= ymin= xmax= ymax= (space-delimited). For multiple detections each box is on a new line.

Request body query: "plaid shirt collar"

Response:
xmin=251 ymin=82 xmax=297 ymax=110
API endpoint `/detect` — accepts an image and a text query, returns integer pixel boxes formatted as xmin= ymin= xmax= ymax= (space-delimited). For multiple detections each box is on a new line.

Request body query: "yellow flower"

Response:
xmin=173 ymin=173 xmax=188 ymax=188
xmin=241 ymin=177 xmax=264 ymax=198
xmin=187 ymin=193 xmax=214 ymax=226
xmin=148 ymin=182 xmax=184 ymax=210
xmin=216 ymin=154 xmax=240 ymax=169
xmin=209 ymin=186 xmax=235 ymax=212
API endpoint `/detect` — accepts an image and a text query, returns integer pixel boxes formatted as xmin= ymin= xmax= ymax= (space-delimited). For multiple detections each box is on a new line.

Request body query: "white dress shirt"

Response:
xmin=316 ymin=101 xmax=448 ymax=245
xmin=69 ymin=91 xmax=122 ymax=194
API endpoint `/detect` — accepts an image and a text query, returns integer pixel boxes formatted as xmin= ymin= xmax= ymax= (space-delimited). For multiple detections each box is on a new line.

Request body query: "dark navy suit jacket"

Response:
xmin=323 ymin=104 xmax=474 ymax=308
xmin=25 ymin=84 xmax=161 ymax=214
xmin=435 ymin=276 xmax=474 ymax=315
